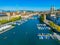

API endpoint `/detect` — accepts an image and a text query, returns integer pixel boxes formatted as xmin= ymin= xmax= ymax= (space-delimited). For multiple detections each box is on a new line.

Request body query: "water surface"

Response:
xmin=0 ymin=15 xmax=60 ymax=45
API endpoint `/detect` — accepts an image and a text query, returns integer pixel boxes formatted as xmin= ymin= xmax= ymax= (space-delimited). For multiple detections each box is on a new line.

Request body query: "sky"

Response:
xmin=0 ymin=0 xmax=60 ymax=11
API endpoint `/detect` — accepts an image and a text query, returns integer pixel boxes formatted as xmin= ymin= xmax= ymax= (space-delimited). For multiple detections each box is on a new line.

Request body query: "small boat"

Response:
xmin=18 ymin=24 xmax=21 ymax=25
xmin=39 ymin=36 xmax=43 ymax=39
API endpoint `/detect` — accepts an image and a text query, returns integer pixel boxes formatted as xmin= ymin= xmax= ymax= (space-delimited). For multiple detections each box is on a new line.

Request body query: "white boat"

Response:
xmin=0 ymin=25 xmax=12 ymax=31
xmin=18 ymin=24 xmax=21 ymax=25
xmin=37 ymin=27 xmax=45 ymax=30
xmin=37 ymin=24 xmax=46 ymax=27
xmin=37 ymin=33 xmax=52 ymax=39
xmin=0 ymin=25 xmax=14 ymax=34
xmin=53 ymin=33 xmax=60 ymax=40
xmin=39 ymin=36 xmax=43 ymax=39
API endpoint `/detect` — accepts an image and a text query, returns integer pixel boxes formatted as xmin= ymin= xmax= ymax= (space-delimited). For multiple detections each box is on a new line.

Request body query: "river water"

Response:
xmin=0 ymin=15 xmax=60 ymax=45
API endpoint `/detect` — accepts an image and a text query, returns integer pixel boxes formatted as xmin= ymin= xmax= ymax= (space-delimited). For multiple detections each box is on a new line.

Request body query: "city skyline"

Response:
xmin=0 ymin=0 xmax=60 ymax=11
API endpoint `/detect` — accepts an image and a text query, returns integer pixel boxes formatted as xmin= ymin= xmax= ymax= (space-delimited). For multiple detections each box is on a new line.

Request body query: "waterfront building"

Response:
xmin=6 ymin=12 xmax=11 ymax=20
xmin=0 ymin=11 xmax=21 ymax=21
xmin=0 ymin=13 xmax=9 ymax=20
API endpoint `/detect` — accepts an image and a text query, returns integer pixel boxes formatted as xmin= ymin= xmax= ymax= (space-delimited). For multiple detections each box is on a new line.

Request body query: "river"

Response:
xmin=0 ymin=15 xmax=60 ymax=45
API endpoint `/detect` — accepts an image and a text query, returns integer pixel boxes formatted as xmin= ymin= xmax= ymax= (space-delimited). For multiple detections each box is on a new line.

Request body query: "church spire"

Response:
xmin=50 ymin=6 xmax=55 ymax=14
xmin=50 ymin=6 xmax=56 ymax=17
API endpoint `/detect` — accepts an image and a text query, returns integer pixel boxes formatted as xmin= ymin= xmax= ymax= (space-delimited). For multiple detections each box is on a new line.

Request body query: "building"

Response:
xmin=0 ymin=11 xmax=21 ymax=20
xmin=0 ymin=13 xmax=9 ymax=20
xmin=50 ymin=6 xmax=56 ymax=17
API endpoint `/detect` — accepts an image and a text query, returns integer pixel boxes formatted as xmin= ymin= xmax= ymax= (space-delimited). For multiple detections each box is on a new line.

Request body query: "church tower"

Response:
xmin=50 ymin=6 xmax=56 ymax=17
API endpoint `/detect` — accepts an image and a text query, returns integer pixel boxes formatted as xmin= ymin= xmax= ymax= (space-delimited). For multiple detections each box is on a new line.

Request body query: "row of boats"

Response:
xmin=0 ymin=19 xmax=28 ymax=34
xmin=37 ymin=24 xmax=54 ymax=39
xmin=37 ymin=33 xmax=54 ymax=39
xmin=37 ymin=24 xmax=60 ymax=41
xmin=28 ymin=17 xmax=37 ymax=20
xmin=11 ymin=19 xmax=28 ymax=25
xmin=37 ymin=24 xmax=51 ymax=30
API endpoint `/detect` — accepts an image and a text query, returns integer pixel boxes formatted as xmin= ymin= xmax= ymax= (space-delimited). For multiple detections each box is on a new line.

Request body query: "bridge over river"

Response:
xmin=0 ymin=15 xmax=60 ymax=45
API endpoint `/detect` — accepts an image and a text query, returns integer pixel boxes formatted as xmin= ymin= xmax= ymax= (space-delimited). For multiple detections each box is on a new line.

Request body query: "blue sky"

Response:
xmin=0 ymin=0 xmax=60 ymax=11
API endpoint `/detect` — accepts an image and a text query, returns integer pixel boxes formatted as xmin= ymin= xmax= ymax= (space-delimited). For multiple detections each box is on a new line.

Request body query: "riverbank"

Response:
xmin=0 ymin=18 xmax=28 ymax=34
xmin=0 ymin=16 xmax=21 ymax=25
